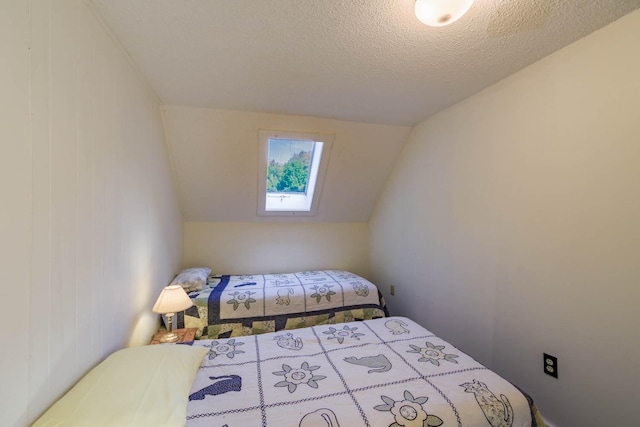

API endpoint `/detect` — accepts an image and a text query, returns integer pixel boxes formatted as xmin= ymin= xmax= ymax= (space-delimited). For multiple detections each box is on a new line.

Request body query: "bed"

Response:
xmin=34 ymin=316 xmax=545 ymax=427
xmin=176 ymin=270 xmax=389 ymax=339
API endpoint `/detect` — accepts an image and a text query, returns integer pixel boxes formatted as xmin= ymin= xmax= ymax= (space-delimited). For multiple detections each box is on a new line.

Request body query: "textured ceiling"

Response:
xmin=90 ymin=0 xmax=640 ymax=126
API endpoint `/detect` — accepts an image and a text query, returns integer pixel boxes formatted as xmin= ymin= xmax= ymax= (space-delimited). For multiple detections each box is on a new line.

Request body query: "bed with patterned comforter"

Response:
xmin=176 ymin=270 xmax=388 ymax=339
xmin=184 ymin=316 xmax=545 ymax=427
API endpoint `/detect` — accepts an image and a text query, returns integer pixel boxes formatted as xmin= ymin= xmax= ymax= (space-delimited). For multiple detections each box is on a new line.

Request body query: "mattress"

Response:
xmin=176 ymin=270 xmax=388 ymax=339
xmin=184 ymin=316 xmax=545 ymax=427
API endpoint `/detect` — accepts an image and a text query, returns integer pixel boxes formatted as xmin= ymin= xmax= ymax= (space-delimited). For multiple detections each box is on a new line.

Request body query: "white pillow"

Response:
xmin=170 ymin=267 xmax=211 ymax=293
xmin=32 ymin=344 xmax=207 ymax=427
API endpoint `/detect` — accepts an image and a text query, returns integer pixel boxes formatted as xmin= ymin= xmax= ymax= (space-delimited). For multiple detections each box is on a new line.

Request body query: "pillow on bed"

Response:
xmin=32 ymin=344 xmax=207 ymax=427
xmin=170 ymin=267 xmax=211 ymax=293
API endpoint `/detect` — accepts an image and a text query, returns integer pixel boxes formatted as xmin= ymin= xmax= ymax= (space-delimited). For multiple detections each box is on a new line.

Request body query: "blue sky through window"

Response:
xmin=268 ymin=139 xmax=314 ymax=164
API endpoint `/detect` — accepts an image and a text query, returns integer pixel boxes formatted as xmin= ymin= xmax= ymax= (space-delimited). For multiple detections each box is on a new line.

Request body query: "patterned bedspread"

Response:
xmin=184 ymin=316 xmax=545 ymax=427
xmin=176 ymin=270 xmax=388 ymax=339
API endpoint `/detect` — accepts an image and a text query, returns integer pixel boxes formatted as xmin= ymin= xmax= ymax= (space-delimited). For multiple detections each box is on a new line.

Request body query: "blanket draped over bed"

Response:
xmin=176 ymin=270 xmax=388 ymax=339
xmin=184 ymin=316 xmax=545 ymax=427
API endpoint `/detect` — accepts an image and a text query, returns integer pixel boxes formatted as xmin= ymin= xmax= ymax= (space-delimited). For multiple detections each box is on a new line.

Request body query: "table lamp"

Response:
xmin=152 ymin=285 xmax=193 ymax=343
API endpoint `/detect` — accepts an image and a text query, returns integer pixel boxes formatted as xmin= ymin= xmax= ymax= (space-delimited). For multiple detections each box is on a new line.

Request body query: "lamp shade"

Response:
xmin=415 ymin=0 xmax=474 ymax=27
xmin=152 ymin=285 xmax=193 ymax=314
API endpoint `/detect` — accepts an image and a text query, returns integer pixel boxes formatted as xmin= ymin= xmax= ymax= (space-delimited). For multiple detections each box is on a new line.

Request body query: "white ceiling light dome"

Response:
xmin=415 ymin=0 xmax=475 ymax=27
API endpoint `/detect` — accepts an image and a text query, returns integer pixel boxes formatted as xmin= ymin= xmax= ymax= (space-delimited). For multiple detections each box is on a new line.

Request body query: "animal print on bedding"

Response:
xmin=183 ymin=316 xmax=545 ymax=427
xmin=176 ymin=270 xmax=388 ymax=339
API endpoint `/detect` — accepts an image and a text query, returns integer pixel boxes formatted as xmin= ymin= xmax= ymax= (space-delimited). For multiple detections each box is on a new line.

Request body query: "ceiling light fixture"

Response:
xmin=415 ymin=0 xmax=475 ymax=27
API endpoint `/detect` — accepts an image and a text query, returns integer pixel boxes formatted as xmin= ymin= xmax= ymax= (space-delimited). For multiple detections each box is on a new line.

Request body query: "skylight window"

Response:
xmin=258 ymin=130 xmax=333 ymax=216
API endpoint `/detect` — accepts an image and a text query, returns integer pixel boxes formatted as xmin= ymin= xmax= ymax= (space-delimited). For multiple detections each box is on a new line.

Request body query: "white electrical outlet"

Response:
xmin=543 ymin=353 xmax=558 ymax=378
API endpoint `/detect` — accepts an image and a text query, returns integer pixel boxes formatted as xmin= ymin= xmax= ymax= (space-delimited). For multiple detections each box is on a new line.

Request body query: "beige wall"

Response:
xmin=184 ymin=222 xmax=370 ymax=278
xmin=0 ymin=1 xmax=183 ymax=425
xmin=163 ymin=105 xmax=411 ymax=223
xmin=370 ymin=10 xmax=640 ymax=427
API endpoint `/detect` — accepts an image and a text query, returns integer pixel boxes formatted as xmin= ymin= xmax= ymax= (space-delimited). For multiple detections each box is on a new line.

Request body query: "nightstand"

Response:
xmin=150 ymin=328 xmax=197 ymax=344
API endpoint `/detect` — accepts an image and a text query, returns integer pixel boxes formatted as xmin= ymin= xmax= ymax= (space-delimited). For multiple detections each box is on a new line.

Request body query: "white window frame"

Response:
xmin=257 ymin=130 xmax=334 ymax=216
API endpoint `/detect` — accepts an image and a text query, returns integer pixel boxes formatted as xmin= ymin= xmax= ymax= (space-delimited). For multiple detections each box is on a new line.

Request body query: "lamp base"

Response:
xmin=159 ymin=331 xmax=179 ymax=343
xmin=159 ymin=313 xmax=179 ymax=343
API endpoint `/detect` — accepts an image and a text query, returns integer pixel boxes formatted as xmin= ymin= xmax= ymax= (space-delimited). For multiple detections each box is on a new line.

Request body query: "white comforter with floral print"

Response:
xmin=184 ymin=316 xmax=544 ymax=427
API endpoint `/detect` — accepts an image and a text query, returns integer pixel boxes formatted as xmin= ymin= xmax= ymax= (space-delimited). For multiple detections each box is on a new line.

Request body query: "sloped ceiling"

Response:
xmin=89 ymin=0 xmax=640 ymax=222
xmin=163 ymin=106 xmax=411 ymax=222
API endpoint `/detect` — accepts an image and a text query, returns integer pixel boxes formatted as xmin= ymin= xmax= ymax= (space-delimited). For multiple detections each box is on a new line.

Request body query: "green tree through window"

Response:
xmin=266 ymin=159 xmax=284 ymax=192
xmin=267 ymin=140 xmax=313 ymax=193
